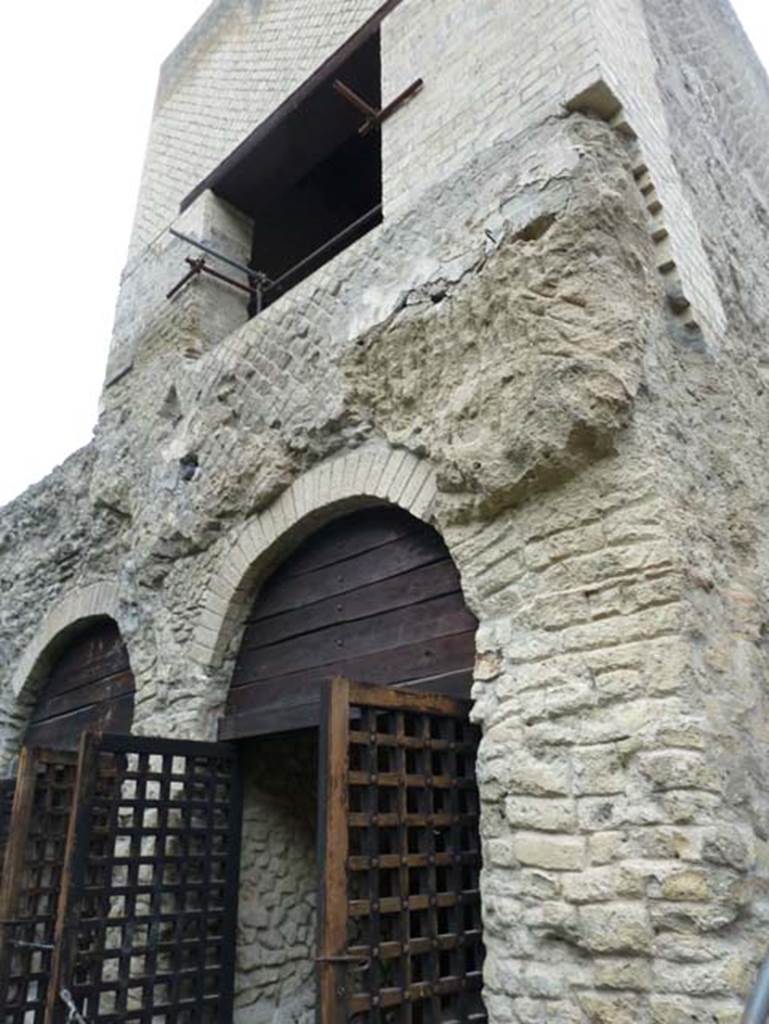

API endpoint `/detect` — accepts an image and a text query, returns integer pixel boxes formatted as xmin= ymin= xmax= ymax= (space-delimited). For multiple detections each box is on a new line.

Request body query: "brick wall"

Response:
xmin=128 ymin=0 xmax=384 ymax=262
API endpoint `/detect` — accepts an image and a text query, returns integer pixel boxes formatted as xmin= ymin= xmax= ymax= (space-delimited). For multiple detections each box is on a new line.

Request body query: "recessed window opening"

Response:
xmin=182 ymin=31 xmax=383 ymax=317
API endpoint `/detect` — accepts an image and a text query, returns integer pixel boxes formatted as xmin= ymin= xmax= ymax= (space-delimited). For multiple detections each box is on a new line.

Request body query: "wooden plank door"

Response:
xmin=222 ymin=507 xmax=478 ymax=742
xmin=45 ymin=732 xmax=243 ymax=1024
xmin=0 ymin=747 xmax=79 ymax=1024
xmin=317 ymin=678 xmax=486 ymax=1024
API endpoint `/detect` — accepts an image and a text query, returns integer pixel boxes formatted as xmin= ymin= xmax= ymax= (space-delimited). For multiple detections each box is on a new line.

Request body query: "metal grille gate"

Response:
xmin=0 ymin=748 xmax=79 ymax=1024
xmin=0 ymin=734 xmax=242 ymax=1024
xmin=0 ymin=777 xmax=15 ymax=858
xmin=318 ymin=678 xmax=486 ymax=1024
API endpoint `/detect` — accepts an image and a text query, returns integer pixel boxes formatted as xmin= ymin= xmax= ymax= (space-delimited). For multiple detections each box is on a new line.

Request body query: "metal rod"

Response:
xmin=266 ymin=204 xmax=382 ymax=296
xmin=742 ymin=954 xmax=769 ymax=1023
xmin=360 ymin=78 xmax=423 ymax=136
xmin=195 ymin=260 xmax=257 ymax=297
xmin=166 ymin=258 xmax=204 ymax=300
xmin=166 ymin=257 xmax=263 ymax=304
xmin=169 ymin=228 xmax=257 ymax=279
xmin=333 ymin=79 xmax=379 ymax=119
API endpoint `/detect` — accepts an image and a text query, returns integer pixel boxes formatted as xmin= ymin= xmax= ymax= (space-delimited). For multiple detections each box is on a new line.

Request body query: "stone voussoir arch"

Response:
xmin=192 ymin=443 xmax=439 ymax=672
xmin=11 ymin=580 xmax=122 ymax=700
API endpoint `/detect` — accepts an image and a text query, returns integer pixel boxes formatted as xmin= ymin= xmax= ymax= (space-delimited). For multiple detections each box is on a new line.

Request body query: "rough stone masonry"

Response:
xmin=1 ymin=0 xmax=768 ymax=1021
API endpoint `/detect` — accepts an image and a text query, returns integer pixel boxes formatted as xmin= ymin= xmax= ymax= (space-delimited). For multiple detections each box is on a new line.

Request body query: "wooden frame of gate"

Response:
xmin=2 ymin=680 xmax=485 ymax=1023
xmin=317 ymin=678 xmax=486 ymax=1024
xmin=0 ymin=733 xmax=243 ymax=1024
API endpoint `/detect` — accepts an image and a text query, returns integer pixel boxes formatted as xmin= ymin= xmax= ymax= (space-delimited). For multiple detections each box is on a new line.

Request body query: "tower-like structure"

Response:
xmin=1 ymin=2 xmax=768 ymax=1021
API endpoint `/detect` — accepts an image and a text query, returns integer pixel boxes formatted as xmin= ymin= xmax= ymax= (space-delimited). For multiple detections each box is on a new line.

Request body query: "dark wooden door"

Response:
xmin=317 ymin=678 xmax=486 ymax=1024
xmin=0 ymin=735 xmax=242 ymax=1024
xmin=25 ymin=620 xmax=135 ymax=750
xmin=223 ymin=506 xmax=477 ymax=740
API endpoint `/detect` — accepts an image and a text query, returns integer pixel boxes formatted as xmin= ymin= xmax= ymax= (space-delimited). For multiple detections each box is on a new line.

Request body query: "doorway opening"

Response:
xmin=226 ymin=505 xmax=486 ymax=1023
xmin=236 ymin=730 xmax=319 ymax=1024
xmin=233 ymin=682 xmax=486 ymax=1024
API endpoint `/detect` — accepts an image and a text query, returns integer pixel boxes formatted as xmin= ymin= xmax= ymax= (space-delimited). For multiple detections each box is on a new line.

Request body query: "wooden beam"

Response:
xmin=44 ymin=732 xmax=101 ymax=1024
xmin=316 ymin=677 xmax=351 ymax=1024
xmin=0 ymin=747 xmax=38 ymax=977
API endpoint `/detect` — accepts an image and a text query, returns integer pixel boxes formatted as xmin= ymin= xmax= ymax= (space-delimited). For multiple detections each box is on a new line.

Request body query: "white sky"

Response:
xmin=0 ymin=1 xmax=767 ymax=509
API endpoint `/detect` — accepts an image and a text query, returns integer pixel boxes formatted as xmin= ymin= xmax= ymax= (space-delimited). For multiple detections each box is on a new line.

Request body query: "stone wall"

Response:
xmin=1 ymin=1 xmax=768 ymax=1022
xmin=237 ymin=734 xmax=318 ymax=1024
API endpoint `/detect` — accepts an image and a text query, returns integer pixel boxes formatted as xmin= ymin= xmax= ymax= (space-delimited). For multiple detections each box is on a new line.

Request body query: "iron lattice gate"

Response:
xmin=0 ymin=734 xmax=242 ymax=1024
xmin=318 ymin=678 xmax=486 ymax=1024
xmin=0 ymin=777 xmax=16 ymax=860
xmin=0 ymin=748 xmax=79 ymax=1024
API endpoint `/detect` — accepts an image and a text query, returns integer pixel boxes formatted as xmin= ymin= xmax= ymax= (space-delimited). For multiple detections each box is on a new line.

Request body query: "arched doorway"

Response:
xmin=0 ymin=618 xmax=141 ymax=1019
xmin=226 ymin=506 xmax=485 ymax=1024
xmin=222 ymin=505 xmax=478 ymax=739
xmin=0 ymin=618 xmax=135 ymax=861
xmin=23 ymin=618 xmax=136 ymax=749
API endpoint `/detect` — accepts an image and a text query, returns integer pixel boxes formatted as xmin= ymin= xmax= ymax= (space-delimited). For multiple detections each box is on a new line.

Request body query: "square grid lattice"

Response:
xmin=0 ymin=777 xmax=16 ymax=868
xmin=0 ymin=749 xmax=78 ymax=1024
xmin=55 ymin=735 xmax=242 ymax=1024
xmin=320 ymin=679 xmax=486 ymax=1024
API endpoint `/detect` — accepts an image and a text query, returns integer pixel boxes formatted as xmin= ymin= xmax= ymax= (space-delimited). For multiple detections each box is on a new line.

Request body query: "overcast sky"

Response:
xmin=0 ymin=2 xmax=767 ymax=509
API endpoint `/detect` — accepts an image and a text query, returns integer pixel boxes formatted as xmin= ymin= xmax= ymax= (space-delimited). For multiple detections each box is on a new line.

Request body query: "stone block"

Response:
xmin=588 ymin=830 xmax=628 ymax=864
xmin=652 ymin=956 xmax=750 ymax=997
xmin=563 ymin=863 xmax=646 ymax=903
xmin=702 ymin=826 xmax=756 ymax=870
xmin=638 ymin=750 xmax=722 ymax=793
xmin=650 ymin=996 xmax=742 ymax=1024
xmin=481 ymin=748 xmax=572 ymax=798
xmin=513 ymin=833 xmax=586 ymax=870
xmin=659 ymin=869 xmax=711 ymax=902
xmin=577 ymin=990 xmax=647 ymax=1024
xmin=578 ymin=902 xmax=653 ymax=953
xmin=512 ymin=997 xmax=585 ymax=1024
xmin=653 ymin=934 xmax=734 ymax=965
xmin=524 ymin=900 xmax=580 ymax=943
xmin=594 ymin=956 xmax=652 ymax=990
xmin=573 ymin=744 xmax=631 ymax=795
xmin=504 ymin=796 xmax=577 ymax=832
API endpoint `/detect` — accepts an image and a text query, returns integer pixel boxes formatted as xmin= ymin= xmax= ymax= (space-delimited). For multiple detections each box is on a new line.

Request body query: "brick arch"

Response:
xmin=192 ymin=443 xmax=438 ymax=673
xmin=11 ymin=581 xmax=122 ymax=700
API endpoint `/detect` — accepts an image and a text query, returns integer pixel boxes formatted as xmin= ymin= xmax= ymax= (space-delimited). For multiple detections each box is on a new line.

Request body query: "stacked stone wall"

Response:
xmin=237 ymin=734 xmax=318 ymax=1024
xmin=453 ymin=450 xmax=754 ymax=1023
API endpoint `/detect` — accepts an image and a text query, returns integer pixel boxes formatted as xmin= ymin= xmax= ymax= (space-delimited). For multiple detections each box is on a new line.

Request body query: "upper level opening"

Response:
xmin=181 ymin=21 xmax=384 ymax=314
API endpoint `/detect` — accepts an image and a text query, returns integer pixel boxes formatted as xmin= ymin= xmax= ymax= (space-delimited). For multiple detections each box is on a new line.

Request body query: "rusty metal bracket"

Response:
xmin=333 ymin=77 xmax=423 ymax=136
xmin=166 ymin=229 xmax=271 ymax=314
xmin=167 ymin=257 xmax=266 ymax=312
xmin=166 ymin=256 xmax=205 ymax=300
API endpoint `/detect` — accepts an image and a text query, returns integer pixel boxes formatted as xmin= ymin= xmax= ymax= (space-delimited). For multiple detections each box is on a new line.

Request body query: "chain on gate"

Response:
xmin=60 ymin=988 xmax=90 ymax=1024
